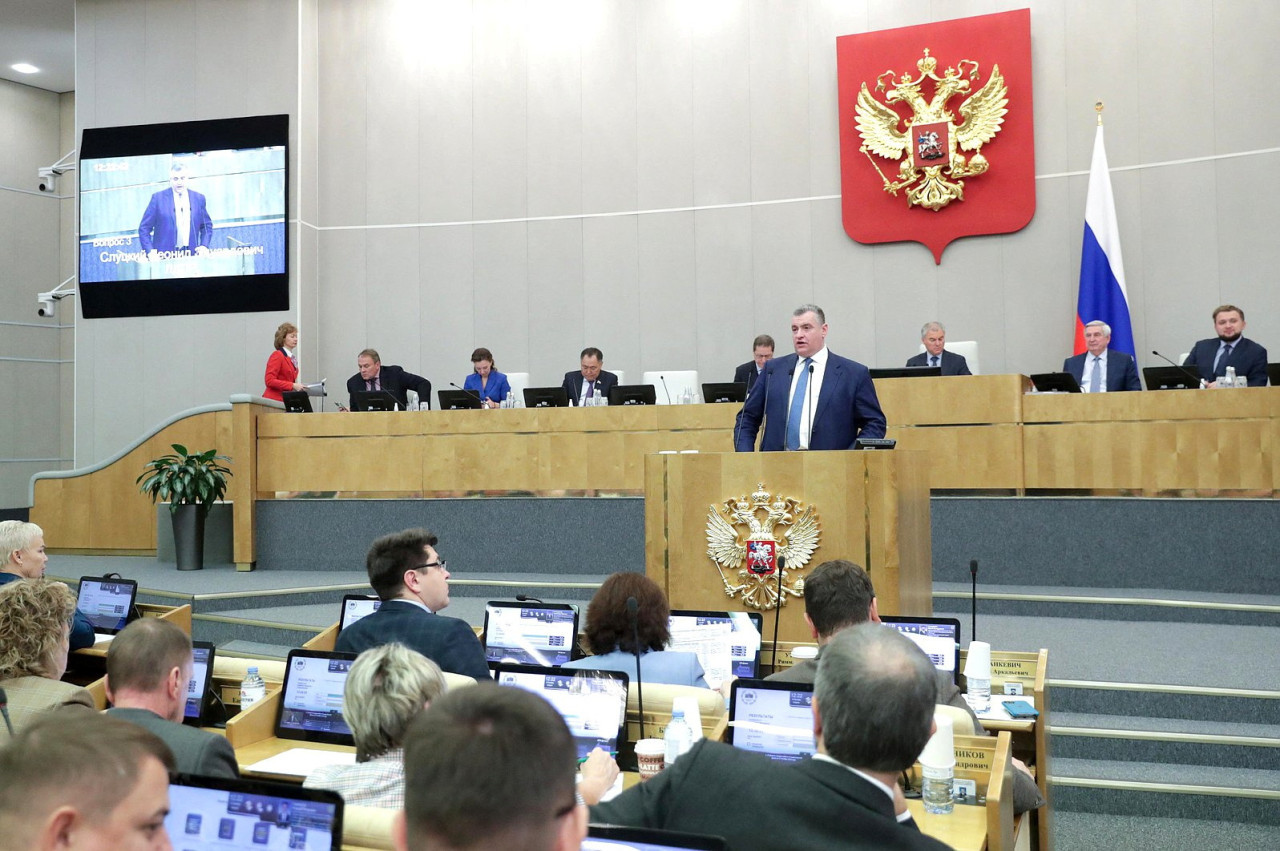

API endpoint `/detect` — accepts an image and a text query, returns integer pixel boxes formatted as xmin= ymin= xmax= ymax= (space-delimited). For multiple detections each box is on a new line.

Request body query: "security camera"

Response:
xmin=37 ymin=297 xmax=56 ymax=317
xmin=37 ymin=166 xmax=63 ymax=193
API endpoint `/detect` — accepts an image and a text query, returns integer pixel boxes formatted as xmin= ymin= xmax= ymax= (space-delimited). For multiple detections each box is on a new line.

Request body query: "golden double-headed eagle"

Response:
xmin=705 ymin=483 xmax=820 ymax=611
xmin=856 ymin=48 xmax=1008 ymax=210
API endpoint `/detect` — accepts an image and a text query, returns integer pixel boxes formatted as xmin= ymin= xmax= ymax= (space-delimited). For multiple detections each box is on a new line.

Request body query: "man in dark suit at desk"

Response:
xmin=346 ymin=349 xmax=433 ymax=409
xmin=733 ymin=334 xmax=775 ymax=392
xmin=336 ymin=528 xmax=489 ymax=681
xmin=561 ymin=347 xmax=618 ymax=405
xmin=104 ymin=618 xmax=239 ymax=779
xmin=1183 ymin=304 xmax=1269 ymax=387
xmin=734 ymin=304 xmax=886 ymax=451
xmin=905 ymin=321 xmax=972 ymax=375
xmin=592 ymin=624 xmax=951 ymax=850
xmin=1063 ymin=320 xmax=1141 ymax=392
xmin=137 ymin=160 xmax=214 ymax=259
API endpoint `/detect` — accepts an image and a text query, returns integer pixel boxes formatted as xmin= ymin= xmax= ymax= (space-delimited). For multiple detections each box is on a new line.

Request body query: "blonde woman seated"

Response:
xmin=304 ymin=643 xmax=446 ymax=808
xmin=0 ymin=578 xmax=94 ymax=740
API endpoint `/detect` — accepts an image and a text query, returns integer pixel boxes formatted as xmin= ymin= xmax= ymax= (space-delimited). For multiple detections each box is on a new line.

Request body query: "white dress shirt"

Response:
xmin=173 ymin=189 xmax=190 ymax=249
xmin=1081 ymin=351 xmax=1107 ymax=393
xmin=788 ymin=346 xmax=829 ymax=450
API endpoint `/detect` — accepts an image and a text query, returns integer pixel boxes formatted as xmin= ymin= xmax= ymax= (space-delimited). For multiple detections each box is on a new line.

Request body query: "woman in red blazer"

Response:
xmin=263 ymin=322 xmax=302 ymax=402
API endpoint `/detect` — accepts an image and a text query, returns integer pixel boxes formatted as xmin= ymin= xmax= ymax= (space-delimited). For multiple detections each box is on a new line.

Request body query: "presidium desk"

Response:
xmin=30 ymin=375 xmax=1280 ymax=567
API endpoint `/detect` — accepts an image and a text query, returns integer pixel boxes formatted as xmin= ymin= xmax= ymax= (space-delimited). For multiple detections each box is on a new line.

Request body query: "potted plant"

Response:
xmin=137 ymin=444 xmax=232 ymax=571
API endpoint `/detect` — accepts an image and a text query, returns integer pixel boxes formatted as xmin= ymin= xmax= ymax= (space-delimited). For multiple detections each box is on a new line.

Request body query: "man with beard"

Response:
xmin=1182 ymin=305 xmax=1268 ymax=387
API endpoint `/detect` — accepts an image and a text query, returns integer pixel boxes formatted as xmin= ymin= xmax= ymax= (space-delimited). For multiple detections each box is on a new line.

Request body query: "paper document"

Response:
xmin=245 ymin=747 xmax=355 ymax=777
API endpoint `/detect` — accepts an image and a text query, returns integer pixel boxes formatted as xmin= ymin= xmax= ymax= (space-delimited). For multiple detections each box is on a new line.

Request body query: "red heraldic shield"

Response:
xmin=837 ymin=10 xmax=1035 ymax=263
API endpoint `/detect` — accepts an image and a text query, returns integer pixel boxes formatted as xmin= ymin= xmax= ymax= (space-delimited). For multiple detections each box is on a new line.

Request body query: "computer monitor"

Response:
xmin=726 ymin=679 xmax=815 ymax=763
xmin=868 ymin=366 xmax=942 ymax=379
xmin=183 ymin=641 xmax=217 ymax=727
xmin=281 ymin=390 xmax=313 ymax=412
xmin=165 ymin=773 xmax=343 ymax=851
xmin=348 ymin=390 xmax=400 ymax=411
xmin=1267 ymin=363 xmax=1280 ymax=387
xmin=666 ymin=610 xmax=764 ymax=688
xmin=1143 ymin=366 xmax=1200 ymax=390
xmin=438 ymin=389 xmax=483 ymax=410
xmin=493 ymin=664 xmax=629 ymax=761
xmin=1029 ymin=372 xmax=1082 ymax=393
xmin=276 ymin=650 xmax=357 ymax=746
xmin=522 ymin=386 xmax=570 ymax=408
xmin=608 ymin=384 xmax=656 ymax=406
xmin=585 ymin=825 xmax=730 ymax=851
xmin=701 ymin=382 xmax=747 ymax=404
xmin=336 ymin=595 xmax=381 ymax=634
xmin=879 ymin=615 xmax=962 ymax=686
xmin=75 ymin=576 xmax=138 ymax=635
xmin=482 ymin=601 xmax=579 ymax=668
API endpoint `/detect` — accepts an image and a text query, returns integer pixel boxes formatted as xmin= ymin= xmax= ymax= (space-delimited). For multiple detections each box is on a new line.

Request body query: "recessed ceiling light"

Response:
xmin=11 ymin=63 xmax=40 ymax=74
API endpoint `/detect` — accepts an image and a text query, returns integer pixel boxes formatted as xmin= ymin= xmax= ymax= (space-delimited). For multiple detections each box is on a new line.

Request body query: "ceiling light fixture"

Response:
xmin=11 ymin=63 xmax=40 ymax=74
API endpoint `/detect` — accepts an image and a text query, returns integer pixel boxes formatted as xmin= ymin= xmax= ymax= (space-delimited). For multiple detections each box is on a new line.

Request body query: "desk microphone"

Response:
xmin=771 ymin=555 xmax=786 ymax=670
xmin=782 ymin=367 xmax=795 ymax=450
xmin=450 ymin=382 xmax=485 ymax=408
xmin=514 ymin=594 xmax=544 ymax=604
xmin=969 ymin=559 xmax=979 ymax=643
xmin=0 ymin=687 xmax=13 ymax=736
xmin=1151 ymin=351 xmax=1204 ymax=387
xmin=626 ymin=596 xmax=646 ymax=740
xmin=660 ymin=375 xmax=672 ymax=405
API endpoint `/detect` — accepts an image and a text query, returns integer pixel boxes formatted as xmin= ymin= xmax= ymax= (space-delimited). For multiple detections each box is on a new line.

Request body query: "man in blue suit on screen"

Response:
xmin=137 ymin=160 xmax=214 ymax=259
xmin=734 ymin=304 xmax=886 ymax=452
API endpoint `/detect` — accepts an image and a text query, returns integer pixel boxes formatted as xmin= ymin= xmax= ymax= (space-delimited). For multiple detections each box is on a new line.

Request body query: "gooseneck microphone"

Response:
xmin=969 ymin=559 xmax=979 ymax=643
xmin=782 ymin=366 xmax=796 ymax=450
xmin=1151 ymin=351 xmax=1204 ymax=387
xmin=771 ymin=555 xmax=786 ymax=670
xmin=626 ymin=596 xmax=646 ymax=740
xmin=515 ymin=594 xmax=544 ymax=604
xmin=804 ymin=361 xmax=815 ymax=448
xmin=660 ymin=375 xmax=672 ymax=405
xmin=0 ymin=687 xmax=13 ymax=736
xmin=450 ymin=382 xmax=485 ymax=407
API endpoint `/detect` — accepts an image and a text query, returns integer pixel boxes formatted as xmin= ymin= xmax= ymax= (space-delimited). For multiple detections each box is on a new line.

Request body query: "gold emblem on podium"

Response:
xmin=856 ymin=48 xmax=1008 ymax=211
xmin=705 ymin=483 xmax=820 ymax=610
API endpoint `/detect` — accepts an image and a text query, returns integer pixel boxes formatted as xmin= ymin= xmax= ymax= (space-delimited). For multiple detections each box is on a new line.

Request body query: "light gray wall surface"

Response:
xmin=47 ymin=0 xmax=1280 ymax=487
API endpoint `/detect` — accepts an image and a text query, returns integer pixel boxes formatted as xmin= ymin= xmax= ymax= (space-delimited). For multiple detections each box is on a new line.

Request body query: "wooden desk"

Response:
xmin=907 ymin=800 xmax=989 ymax=851
xmin=234 ymin=735 xmax=355 ymax=784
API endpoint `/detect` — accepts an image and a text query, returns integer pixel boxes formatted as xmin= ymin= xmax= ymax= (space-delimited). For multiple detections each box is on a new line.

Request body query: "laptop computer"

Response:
xmin=494 ymin=664 xmax=629 ymax=761
xmin=726 ymin=678 xmax=815 ymax=763
xmin=483 ymin=601 xmax=579 ymax=668
xmin=182 ymin=640 xmax=216 ymax=727
xmin=880 ymin=615 xmax=962 ymax=686
xmin=276 ymin=649 xmax=357 ymax=746
xmin=336 ymin=594 xmax=381 ymax=635
xmin=76 ymin=575 xmax=138 ymax=638
xmin=166 ymin=772 xmax=343 ymax=851
xmin=585 ymin=825 xmax=729 ymax=851
xmin=666 ymin=609 xmax=764 ymax=688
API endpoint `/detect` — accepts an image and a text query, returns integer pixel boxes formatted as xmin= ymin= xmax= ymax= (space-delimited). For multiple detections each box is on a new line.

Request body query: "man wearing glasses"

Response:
xmin=336 ymin=528 xmax=489 ymax=680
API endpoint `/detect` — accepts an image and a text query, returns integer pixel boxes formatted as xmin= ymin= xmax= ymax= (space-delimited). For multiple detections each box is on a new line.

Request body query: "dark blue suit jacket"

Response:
xmin=334 ymin=599 xmax=489 ymax=680
xmin=1063 ymin=350 xmax=1142 ymax=392
xmin=346 ymin=365 xmax=433 ymax=410
xmin=905 ymin=350 xmax=972 ymax=376
xmin=733 ymin=361 xmax=763 ymax=391
xmin=1183 ymin=337 xmax=1268 ymax=386
xmin=0 ymin=572 xmax=95 ymax=651
xmin=138 ymin=189 xmax=213 ymax=252
xmin=561 ymin=370 xmax=618 ymax=405
xmin=734 ymin=352 xmax=886 ymax=451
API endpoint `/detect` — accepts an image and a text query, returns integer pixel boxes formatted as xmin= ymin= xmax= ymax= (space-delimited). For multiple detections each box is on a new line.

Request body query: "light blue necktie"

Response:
xmin=785 ymin=358 xmax=813 ymax=450
xmin=1089 ymin=355 xmax=1102 ymax=393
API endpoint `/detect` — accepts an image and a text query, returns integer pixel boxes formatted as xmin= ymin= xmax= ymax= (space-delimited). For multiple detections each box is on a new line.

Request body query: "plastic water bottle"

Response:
xmin=664 ymin=709 xmax=693 ymax=765
xmin=240 ymin=666 xmax=266 ymax=709
xmin=967 ymin=676 xmax=990 ymax=712
xmin=922 ymin=764 xmax=955 ymax=814
xmin=1224 ymin=366 xmax=1237 ymax=388
xmin=504 ymin=391 xmax=515 ymax=408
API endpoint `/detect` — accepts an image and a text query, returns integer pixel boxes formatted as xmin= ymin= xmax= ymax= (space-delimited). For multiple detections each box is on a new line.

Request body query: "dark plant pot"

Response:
xmin=171 ymin=504 xmax=206 ymax=571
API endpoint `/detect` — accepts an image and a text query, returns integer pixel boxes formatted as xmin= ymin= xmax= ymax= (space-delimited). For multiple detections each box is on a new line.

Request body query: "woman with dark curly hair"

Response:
xmin=0 ymin=578 xmax=94 ymax=740
xmin=561 ymin=573 xmax=708 ymax=688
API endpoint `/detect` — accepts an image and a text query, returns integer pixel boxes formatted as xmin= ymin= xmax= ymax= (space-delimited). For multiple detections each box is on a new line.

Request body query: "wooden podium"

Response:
xmin=644 ymin=450 xmax=932 ymax=645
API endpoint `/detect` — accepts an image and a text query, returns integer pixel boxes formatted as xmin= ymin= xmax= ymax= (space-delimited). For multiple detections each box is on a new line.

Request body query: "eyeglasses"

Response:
xmin=413 ymin=560 xmax=447 ymax=572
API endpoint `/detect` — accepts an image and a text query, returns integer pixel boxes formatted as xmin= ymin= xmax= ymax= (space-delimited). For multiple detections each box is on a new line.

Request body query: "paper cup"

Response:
xmin=634 ymin=738 xmax=666 ymax=780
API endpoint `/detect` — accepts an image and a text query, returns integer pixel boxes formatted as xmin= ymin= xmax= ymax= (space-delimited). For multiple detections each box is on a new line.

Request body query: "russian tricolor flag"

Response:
xmin=1075 ymin=124 xmax=1134 ymax=356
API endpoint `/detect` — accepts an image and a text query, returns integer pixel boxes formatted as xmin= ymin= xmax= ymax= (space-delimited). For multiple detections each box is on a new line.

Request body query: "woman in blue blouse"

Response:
xmin=561 ymin=572 xmax=709 ymax=688
xmin=462 ymin=347 xmax=511 ymax=408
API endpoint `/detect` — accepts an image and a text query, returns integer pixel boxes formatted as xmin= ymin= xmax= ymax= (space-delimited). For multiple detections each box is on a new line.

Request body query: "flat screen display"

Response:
xmin=75 ymin=576 xmax=137 ymax=633
xmin=166 ymin=773 xmax=341 ymax=851
xmin=667 ymin=610 xmax=763 ymax=688
xmin=183 ymin=642 xmax=216 ymax=726
xmin=277 ymin=651 xmax=356 ymax=745
xmin=483 ymin=602 xmax=578 ymax=667
xmin=495 ymin=665 xmax=628 ymax=761
xmin=727 ymin=679 xmax=816 ymax=763
xmin=78 ymin=114 xmax=289 ymax=318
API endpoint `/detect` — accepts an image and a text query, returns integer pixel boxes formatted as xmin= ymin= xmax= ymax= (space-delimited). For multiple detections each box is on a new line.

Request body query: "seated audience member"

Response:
xmin=767 ymin=558 xmax=1044 ymax=814
xmin=305 ymin=643 xmax=447 ymax=808
xmin=561 ymin=347 xmax=618 ymax=406
xmin=1063 ymin=320 xmax=1141 ymax=392
xmin=561 ymin=572 xmax=709 ymax=688
xmin=1183 ymin=304 xmax=1269 ymax=387
xmin=104 ymin=618 xmax=238 ymax=779
xmin=0 ymin=520 xmax=93 ymax=650
xmin=395 ymin=684 xmax=588 ymax=851
xmin=591 ymin=625 xmax=952 ymax=850
xmin=0 ymin=578 xmax=94 ymax=740
xmin=346 ymin=348 xmax=433 ymax=409
xmin=0 ymin=709 xmax=175 ymax=850
xmin=733 ymin=334 xmax=775 ymax=391
xmin=335 ymin=529 xmax=490 ymax=680
xmin=463 ymin=347 xmax=512 ymax=408
xmin=906 ymin=321 xmax=973 ymax=375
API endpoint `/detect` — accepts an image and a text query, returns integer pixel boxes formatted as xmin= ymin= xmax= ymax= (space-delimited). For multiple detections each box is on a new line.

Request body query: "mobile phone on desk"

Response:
xmin=1004 ymin=699 xmax=1039 ymax=719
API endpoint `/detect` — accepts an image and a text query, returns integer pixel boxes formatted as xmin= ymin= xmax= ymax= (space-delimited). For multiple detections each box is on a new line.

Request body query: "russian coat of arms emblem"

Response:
xmin=705 ymin=483 xmax=820 ymax=611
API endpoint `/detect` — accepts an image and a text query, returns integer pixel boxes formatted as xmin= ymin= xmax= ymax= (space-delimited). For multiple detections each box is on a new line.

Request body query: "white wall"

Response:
xmin=61 ymin=0 xmax=1280 ymax=478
